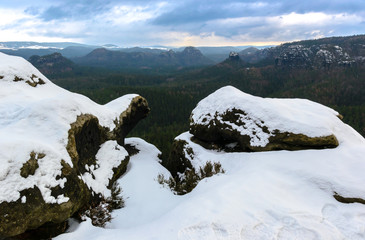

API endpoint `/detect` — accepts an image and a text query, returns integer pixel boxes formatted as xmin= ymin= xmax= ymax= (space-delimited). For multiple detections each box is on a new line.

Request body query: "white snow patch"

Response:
xmin=82 ymin=141 xmax=128 ymax=198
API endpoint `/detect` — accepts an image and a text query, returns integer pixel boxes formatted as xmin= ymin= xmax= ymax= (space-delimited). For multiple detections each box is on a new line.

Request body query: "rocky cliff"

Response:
xmin=239 ymin=35 xmax=365 ymax=68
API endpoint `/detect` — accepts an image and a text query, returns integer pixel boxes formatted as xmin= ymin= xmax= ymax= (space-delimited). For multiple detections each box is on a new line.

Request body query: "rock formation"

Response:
xmin=165 ymin=86 xmax=343 ymax=191
xmin=239 ymin=35 xmax=365 ymax=68
xmin=0 ymin=52 xmax=149 ymax=238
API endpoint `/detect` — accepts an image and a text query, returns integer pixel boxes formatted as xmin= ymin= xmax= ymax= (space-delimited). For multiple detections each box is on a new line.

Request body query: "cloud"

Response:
xmin=0 ymin=0 xmax=364 ymax=46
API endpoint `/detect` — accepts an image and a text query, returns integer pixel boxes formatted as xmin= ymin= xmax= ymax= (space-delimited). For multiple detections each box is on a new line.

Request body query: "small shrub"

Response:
xmin=157 ymin=174 xmax=177 ymax=190
xmin=157 ymin=161 xmax=225 ymax=195
xmin=200 ymin=161 xmax=213 ymax=178
xmin=157 ymin=173 xmax=165 ymax=185
xmin=83 ymin=201 xmax=112 ymax=227
xmin=79 ymin=183 xmax=124 ymax=227
xmin=107 ymin=183 xmax=124 ymax=210
xmin=213 ymin=162 xmax=225 ymax=174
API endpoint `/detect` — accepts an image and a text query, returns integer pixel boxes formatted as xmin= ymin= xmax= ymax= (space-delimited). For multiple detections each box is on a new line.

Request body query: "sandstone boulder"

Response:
xmin=190 ymin=86 xmax=340 ymax=152
xmin=0 ymin=53 xmax=149 ymax=238
xmin=164 ymin=86 xmax=344 ymax=193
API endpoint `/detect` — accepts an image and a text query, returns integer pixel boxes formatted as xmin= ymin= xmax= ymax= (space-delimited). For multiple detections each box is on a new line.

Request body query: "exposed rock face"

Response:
xmin=0 ymin=53 xmax=149 ymax=238
xmin=239 ymin=35 xmax=365 ymax=68
xmin=189 ymin=86 xmax=339 ymax=152
xmin=190 ymin=109 xmax=339 ymax=152
xmin=112 ymin=96 xmax=150 ymax=145
xmin=274 ymin=44 xmax=355 ymax=69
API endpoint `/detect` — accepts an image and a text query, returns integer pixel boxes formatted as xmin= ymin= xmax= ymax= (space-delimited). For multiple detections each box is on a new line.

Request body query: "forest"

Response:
xmin=49 ymin=61 xmax=365 ymax=158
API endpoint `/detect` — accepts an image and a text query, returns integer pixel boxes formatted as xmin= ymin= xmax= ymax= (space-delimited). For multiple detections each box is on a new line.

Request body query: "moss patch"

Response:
xmin=20 ymin=152 xmax=45 ymax=178
xmin=12 ymin=74 xmax=46 ymax=87
xmin=13 ymin=76 xmax=24 ymax=82
xmin=333 ymin=192 xmax=365 ymax=205
xmin=0 ymin=182 xmax=86 ymax=238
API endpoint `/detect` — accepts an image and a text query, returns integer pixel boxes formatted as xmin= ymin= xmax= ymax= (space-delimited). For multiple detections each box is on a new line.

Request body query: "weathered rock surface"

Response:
xmin=189 ymin=86 xmax=340 ymax=152
xmin=0 ymin=53 xmax=149 ymax=238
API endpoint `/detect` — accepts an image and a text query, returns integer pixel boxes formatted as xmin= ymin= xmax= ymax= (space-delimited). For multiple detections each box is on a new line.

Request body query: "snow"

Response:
xmin=82 ymin=141 xmax=128 ymax=198
xmin=2 ymin=52 xmax=365 ymax=239
xmin=191 ymin=86 xmax=344 ymax=147
xmin=0 ymin=52 xmax=138 ymax=204
xmin=56 ymin=123 xmax=365 ymax=240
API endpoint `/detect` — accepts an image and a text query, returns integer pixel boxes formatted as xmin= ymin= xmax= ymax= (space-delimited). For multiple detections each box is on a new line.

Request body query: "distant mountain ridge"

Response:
xmin=0 ymin=42 xmax=100 ymax=59
xmin=73 ymin=46 xmax=214 ymax=69
xmin=237 ymin=35 xmax=365 ymax=68
xmin=0 ymin=41 xmax=274 ymax=63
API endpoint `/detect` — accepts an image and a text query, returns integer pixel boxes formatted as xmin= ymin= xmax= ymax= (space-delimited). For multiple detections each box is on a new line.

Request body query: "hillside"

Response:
xmin=73 ymin=47 xmax=214 ymax=70
xmin=29 ymin=53 xmax=75 ymax=75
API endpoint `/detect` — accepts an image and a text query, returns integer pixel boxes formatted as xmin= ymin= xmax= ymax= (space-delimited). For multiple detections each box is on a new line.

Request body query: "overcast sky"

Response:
xmin=0 ymin=0 xmax=364 ymax=47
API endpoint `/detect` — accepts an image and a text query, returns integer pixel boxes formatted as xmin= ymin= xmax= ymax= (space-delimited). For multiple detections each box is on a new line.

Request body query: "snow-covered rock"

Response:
xmin=0 ymin=52 xmax=149 ymax=237
xmin=189 ymin=86 xmax=339 ymax=152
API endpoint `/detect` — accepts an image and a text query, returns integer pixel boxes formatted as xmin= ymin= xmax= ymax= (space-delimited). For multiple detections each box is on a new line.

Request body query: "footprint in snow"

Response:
xmin=322 ymin=203 xmax=365 ymax=240
xmin=178 ymin=222 xmax=231 ymax=240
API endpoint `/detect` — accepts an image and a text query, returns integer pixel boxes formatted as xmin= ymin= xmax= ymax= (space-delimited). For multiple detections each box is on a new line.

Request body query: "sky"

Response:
xmin=0 ymin=0 xmax=364 ymax=47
